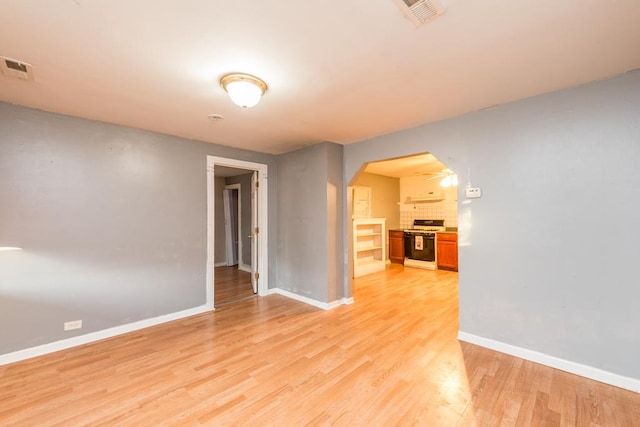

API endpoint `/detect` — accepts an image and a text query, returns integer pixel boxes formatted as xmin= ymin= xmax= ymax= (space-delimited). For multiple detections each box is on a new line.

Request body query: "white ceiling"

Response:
xmin=1 ymin=1 xmax=639 ymax=155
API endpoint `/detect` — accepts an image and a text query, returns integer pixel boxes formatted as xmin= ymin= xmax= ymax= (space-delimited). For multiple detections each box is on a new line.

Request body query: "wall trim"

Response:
xmin=238 ymin=263 xmax=251 ymax=273
xmin=457 ymin=331 xmax=640 ymax=393
xmin=0 ymin=305 xmax=212 ymax=367
xmin=214 ymin=261 xmax=227 ymax=267
xmin=268 ymin=288 xmax=352 ymax=310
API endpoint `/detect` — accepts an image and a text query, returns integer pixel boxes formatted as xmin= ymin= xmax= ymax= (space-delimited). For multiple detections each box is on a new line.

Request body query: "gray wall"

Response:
xmin=326 ymin=142 xmax=344 ymax=303
xmin=276 ymin=142 xmax=344 ymax=303
xmin=226 ymin=173 xmax=253 ymax=266
xmin=0 ymin=102 xmax=277 ymax=355
xmin=352 ymin=172 xmax=400 ymax=229
xmin=344 ymin=70 xmax=640 ymax=380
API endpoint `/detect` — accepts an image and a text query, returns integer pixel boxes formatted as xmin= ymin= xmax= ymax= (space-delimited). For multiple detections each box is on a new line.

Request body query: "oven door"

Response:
xmin=404 ymin=232 xmax=436 ymax=262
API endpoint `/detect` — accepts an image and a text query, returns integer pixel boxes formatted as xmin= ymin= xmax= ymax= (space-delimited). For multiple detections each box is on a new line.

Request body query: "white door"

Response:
xmin=223 ymin=189 xmax=238 ymax=266
xmin=250 ymin=171 xmax=258 ymax=293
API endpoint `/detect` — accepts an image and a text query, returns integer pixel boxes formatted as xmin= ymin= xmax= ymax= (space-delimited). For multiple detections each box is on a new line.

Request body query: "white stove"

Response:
xmin=403 ymin=219 xmax=445 ymax=270
xmin=404 ymin=227 xmax=446 ymax=233
xmin=404 ymin=219 xmax=446 ymax=233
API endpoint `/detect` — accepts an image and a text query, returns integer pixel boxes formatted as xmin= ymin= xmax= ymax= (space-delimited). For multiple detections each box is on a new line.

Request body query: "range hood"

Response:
xmin=408 ymin=192 xmax=445 ymax=203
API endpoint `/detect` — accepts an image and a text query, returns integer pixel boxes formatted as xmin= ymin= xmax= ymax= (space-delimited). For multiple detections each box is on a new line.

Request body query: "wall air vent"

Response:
xmin=0 ymin=56 xmax=34 ymax=81
xmin=393 ymin=0 xmax=446 ymax=27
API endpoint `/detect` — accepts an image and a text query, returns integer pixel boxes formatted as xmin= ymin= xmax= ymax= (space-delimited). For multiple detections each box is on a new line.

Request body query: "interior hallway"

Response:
xmin=1 ymin=266 xmax=638 ymax=425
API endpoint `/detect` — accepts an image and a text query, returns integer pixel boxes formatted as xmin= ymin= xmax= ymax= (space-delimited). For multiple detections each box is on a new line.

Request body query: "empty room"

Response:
xmin=1 ymin=1 xmax=640 ymax=425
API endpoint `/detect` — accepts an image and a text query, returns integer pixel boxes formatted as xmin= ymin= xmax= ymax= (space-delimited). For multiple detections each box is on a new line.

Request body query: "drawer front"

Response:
xmin=437 ymin=233 xmax=457 ymax=242
xmin=389 ymin=230 xmax=404 ymax=238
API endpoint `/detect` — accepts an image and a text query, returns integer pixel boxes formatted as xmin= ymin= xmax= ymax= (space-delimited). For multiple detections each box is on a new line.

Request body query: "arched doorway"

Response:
xmin=347 ymin=152 xmax=459 ymax=295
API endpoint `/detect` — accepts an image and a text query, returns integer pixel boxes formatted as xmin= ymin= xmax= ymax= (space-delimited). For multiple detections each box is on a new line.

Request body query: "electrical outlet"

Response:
xmin=64 ymin=320 xmax=82 ymax=331
xmin=466 ymin=187 xmax=482 ymax=198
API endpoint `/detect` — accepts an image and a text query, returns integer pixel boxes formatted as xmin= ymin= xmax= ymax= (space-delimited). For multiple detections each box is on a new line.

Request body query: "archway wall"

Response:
xmin=344 ymin=70 xmax=640 ymax=384
xmin=275 ymin=142 xmax=344 ymax=305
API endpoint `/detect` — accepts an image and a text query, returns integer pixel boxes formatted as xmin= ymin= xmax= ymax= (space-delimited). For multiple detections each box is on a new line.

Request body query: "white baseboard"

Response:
xmin=325 ymin=296 xmax=355 ymax=309
xmin=238 ymin=264 xmax=251 ymax=273
xmin=457 ymin=331 xmax=640 ymax=393
xmin=269 ymin=288 xmax=352 ymax=310
xmin=214 ymin=261 xmax=227 ymax=267
xmin=0 ymin=305 xmax=213 ymax=367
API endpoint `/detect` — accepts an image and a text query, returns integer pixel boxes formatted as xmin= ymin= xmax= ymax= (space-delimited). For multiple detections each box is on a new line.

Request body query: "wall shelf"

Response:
xmin=353 ymin=218 xmax=386 ymax=278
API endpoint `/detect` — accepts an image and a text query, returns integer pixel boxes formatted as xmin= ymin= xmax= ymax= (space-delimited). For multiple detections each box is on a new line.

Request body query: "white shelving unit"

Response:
xmin=353 ymin=218 xmax=386 ymax=278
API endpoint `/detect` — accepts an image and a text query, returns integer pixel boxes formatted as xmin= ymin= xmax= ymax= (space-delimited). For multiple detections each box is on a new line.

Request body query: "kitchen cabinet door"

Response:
xmin=388 ymin=230 xmax=404 ymax=264
xmin=437 ymin=233 xmax=458 ymax=271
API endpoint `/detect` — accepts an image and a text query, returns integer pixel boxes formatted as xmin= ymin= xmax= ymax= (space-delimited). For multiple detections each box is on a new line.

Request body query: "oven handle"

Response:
xmin=404 ymin=232 xmax=435 ymax=239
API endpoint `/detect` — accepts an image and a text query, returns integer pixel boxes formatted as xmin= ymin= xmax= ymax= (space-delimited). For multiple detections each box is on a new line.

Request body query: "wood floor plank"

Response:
xmin=1 ymin=265 xmax=639 ymax=425
xmin=214 ymin=265 xmax=254 ymax=307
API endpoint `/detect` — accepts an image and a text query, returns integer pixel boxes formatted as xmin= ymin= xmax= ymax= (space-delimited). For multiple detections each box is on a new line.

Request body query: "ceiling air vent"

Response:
xmin=394 ymin=0 xmax=446 ymax=27
xmin=0 ymin=56 xmax=34 ymax=81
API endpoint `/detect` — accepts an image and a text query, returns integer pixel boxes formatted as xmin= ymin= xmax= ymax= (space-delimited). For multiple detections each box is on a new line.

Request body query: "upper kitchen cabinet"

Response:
xmin=352 ymin=186 xmax=371 ymax=218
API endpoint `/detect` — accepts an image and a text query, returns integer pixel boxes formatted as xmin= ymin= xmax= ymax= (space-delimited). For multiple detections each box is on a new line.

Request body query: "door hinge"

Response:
xmin=254 ymin=272 xmax=259 ymax=280
xmin=255 ymin=181 xmax=259 ymax=189
xmin=255 ymin=226 xmax=259 ymax=234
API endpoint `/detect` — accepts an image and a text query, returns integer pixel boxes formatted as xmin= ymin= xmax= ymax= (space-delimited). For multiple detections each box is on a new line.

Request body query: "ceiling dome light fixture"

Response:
xmin=220 ymin=73 xmax=268 ymax=108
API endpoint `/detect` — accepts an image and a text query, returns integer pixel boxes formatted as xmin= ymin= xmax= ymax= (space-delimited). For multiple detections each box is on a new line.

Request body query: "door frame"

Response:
xmin=206 ymin=156 xmax=268 ymax=309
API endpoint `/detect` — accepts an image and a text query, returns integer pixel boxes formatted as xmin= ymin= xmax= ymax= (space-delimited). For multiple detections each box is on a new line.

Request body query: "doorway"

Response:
xmin=206 ymin=156 xmax=268 ymax=309
xmin=347 ymin=152 xmax=459 ymax=290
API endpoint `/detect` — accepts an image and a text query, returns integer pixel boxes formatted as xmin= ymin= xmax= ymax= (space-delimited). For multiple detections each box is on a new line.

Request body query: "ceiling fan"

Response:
xmin=423 ymin=168 xmax=458 ymax=187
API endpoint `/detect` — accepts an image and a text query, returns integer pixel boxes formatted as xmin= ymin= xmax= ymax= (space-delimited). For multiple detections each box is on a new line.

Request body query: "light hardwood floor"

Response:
xmin=214 ymin=266 xmax=255 ymax=307
xmin=1 ymin=265 xmax=639 ymax=425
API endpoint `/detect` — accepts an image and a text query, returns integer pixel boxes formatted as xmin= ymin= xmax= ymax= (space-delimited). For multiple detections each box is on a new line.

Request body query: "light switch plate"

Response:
xmin=466 ymin=187 xmax=482 ymax=198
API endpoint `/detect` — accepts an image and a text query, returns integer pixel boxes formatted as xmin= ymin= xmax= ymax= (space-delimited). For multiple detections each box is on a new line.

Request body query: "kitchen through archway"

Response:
xmin=348 ymin=152 xmax=459 ymax=293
